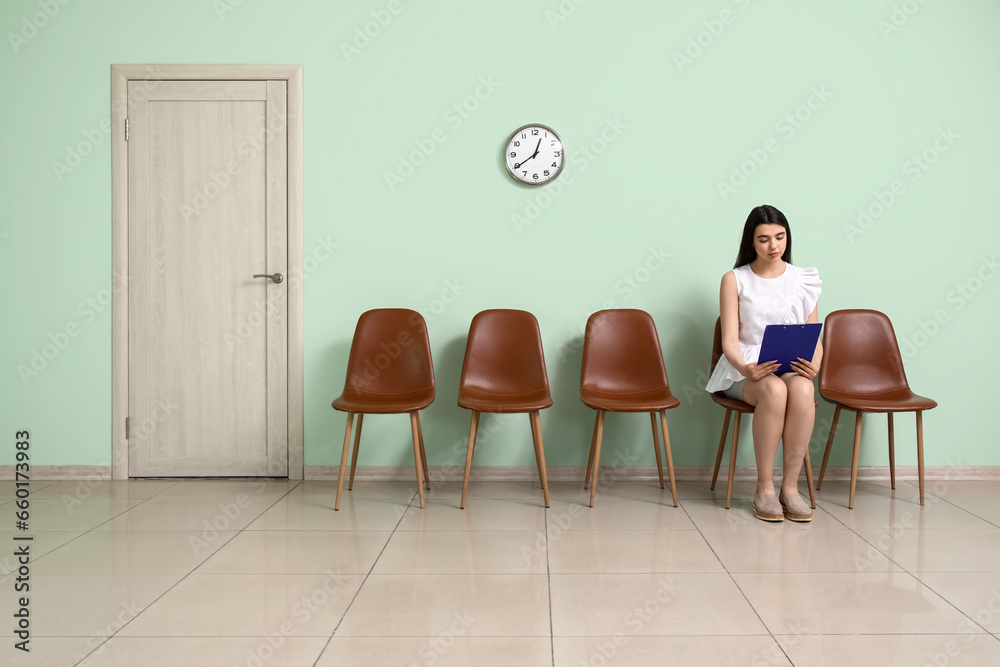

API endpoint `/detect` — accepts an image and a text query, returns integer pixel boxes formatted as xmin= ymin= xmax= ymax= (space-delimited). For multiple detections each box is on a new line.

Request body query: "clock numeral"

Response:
xmin=544 ymin=170 xmax=550 ymax=177
xmin=532 ymin=173 xmax=539 ymax=180
xmin=513 ymin=140 xmax=520 ymax=147
xmin=509 ymin=152 xmax=517 ymax=158
xmin=521 ymin=171 xmax=527 ymax=177
xmin=531 ymin=129 xmax=539 ymax=136
xmin=550 ymin=162 xmax=557 ymax=168
xmin=520 ymin=133 xmax=526 ymax=139
xmin=554 ymin=151 xmax=561 ymax=157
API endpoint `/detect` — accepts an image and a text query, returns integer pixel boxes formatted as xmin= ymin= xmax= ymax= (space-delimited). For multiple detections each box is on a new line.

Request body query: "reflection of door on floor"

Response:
xmin=127 ymin=80 xmax=288 ymax=476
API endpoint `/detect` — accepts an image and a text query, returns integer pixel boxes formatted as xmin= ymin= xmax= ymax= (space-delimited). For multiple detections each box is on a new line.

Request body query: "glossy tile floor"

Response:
xmin=3 ymin=477 xmax=1000 ymax=666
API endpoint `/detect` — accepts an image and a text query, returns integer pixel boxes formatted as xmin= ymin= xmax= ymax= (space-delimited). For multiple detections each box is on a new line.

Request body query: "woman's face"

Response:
xmin=753 ymin=223 xmax=786 ymax=262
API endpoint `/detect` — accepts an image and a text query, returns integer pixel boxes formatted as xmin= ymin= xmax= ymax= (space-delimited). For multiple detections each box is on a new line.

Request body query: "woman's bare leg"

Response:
xmin=778 ymin=374 xmax=816 ymax=497
xmin=742 ymin=375 xmax=787 ymax=497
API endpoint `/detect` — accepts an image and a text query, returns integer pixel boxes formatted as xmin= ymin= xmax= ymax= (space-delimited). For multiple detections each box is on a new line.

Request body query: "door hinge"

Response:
xmin=125 ymin=118 xmax=129 ymax=141
xmin=125 ymin=417 xmax=131 ymax=439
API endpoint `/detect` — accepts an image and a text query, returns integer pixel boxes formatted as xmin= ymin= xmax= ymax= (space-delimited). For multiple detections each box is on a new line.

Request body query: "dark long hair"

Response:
xmin=733 ymin=204 xmax=792 ymax=268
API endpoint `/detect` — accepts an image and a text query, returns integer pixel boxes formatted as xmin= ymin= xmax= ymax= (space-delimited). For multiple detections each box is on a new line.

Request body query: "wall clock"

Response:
xmin=504 ymin=123 xmax=564 ymax=185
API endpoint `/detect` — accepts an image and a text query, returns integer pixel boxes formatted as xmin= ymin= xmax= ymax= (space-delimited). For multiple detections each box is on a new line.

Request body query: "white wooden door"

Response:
xmin=127 ymin=80 xmax=288 ymax=476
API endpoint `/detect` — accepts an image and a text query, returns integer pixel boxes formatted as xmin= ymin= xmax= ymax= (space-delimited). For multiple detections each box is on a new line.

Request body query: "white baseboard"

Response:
xmin=303 ymin=465 xmax=1000 ymax=483
xmin=3 ymin=465 xmax=998 ymax=482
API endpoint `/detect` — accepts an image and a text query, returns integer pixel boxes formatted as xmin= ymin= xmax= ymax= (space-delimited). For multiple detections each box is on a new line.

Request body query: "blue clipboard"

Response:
xmin=757 ymin=323 xmax=822 ymax=375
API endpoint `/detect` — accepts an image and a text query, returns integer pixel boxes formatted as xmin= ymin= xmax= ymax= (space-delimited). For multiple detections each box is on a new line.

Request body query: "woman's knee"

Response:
xmin=783 ymin=375 xmax=815 ymax=404
xmin=751 ymin=375 xmax=787 ymax=406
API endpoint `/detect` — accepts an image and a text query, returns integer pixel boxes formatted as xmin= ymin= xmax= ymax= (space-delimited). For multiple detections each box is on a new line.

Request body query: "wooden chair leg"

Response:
xmin=711 ymin=409 xmax=732 ymax=490
xmin=589 ymin=410 xmax=606 ymax=508
xmin=529 ymin=410 xmax=550 ymax=508
xmin=659 ymin=410 xmax=678 ymax=507
xmin=335 ymin=412 xmax=355 ymax=511
xmin=649 ymin=412 xmax=665 ymax=489
xmin=460 ymin=411 xmax=480 ymax=509
xmin=887 ymin=413 xmax=896 ymax=490
xmin=584 ymin=411 xmax=600 ymax=489
xmin=726 ymin=412 xmax=741 ymax=510
xmin=848 ymin=411 xmax=863 ymax=509
xmin=804 ymin=449 xmax=816 ymax=509
xmin=817 ymin=405 xmax=842 ymax=489
xmin=417 ymin=415 xmax=430 ymax=491
xmin=409 ymin=412 xmax=425 ymax=509
xmin=348 ymin=414 xmax=364 ymax=490
xmin=916 ymin=411 xmax=925 ymax=506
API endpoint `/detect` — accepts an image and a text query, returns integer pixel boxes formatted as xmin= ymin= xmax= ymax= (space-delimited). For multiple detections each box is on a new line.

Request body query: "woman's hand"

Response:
xmin=743 ymin=360 xmax=780 ymax=381
xmin=790 ymin=357 xmax=820 ymax=380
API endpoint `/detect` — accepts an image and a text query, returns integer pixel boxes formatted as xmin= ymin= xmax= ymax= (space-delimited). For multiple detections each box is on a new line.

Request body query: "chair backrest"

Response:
xmin=819 ymin=309 xmax=910 ymax=396
xmin=459 ymin=309 xmax=549 ymax=395
xmin=581 ymin=309 xmax=670 ymax=393
xmin=342 ymin=308 xmax=435 ymax=395
xmin=711 ymin=317 xmax=725 ymax=375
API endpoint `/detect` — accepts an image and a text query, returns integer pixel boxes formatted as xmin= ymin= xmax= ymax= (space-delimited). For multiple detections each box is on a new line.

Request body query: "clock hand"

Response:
xmin=514 ymin=139 xmax=543 ymax=169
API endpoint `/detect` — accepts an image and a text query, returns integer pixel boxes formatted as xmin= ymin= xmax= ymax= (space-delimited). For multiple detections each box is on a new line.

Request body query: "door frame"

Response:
xmin=110 ymin=64 xmax=304 ymax=480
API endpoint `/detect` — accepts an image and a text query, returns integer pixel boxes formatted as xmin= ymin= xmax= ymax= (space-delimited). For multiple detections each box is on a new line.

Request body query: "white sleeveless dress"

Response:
xmin=705 ymin=263 xmax=822 ymax=392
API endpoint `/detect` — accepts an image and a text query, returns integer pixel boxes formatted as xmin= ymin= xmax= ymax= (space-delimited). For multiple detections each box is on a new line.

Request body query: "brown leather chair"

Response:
xmin=816 ymin=309 xmax=937 ymax=508
xmin=709 ymin=318 xmax=817 ymax=510
xmin=332 ymin=309 xmax=435 ymax=510
xmin=458 ymin=310 xmax=551 ymax=509
xmin=580 ymin=309 xmax=679 ymax=508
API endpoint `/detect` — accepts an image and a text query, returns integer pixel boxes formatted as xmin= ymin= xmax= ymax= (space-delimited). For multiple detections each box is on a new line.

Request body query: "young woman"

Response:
xmin=706 ymin=205 xmax=822 ymax=522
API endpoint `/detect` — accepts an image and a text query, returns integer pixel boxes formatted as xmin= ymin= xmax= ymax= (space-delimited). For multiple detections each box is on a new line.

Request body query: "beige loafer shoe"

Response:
xmin=752 ymin=491 xmax=784 ymax=522
xmin=779 ymin=491 xmax=813 ymax=522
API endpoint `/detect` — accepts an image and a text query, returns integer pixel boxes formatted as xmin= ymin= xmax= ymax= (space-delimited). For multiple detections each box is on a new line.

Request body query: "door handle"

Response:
xmin=253 ymin=273 xmax=284 ymax=284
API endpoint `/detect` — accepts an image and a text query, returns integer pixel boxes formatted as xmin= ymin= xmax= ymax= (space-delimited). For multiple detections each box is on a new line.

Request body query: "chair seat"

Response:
xmin=332 ymin=387 xmax=436 ymax=414
xmin=821 ymin=388 xmax=937 ymax=413
xmin=458 ymin=387 xmax=552 ymax=413
xmin=581 ymin=387 xmax=680 ymax=412
xmin=710 ymin=391 xmax=754 ymax=413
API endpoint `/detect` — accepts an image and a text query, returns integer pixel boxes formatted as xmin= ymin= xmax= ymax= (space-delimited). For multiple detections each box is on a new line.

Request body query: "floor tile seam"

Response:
xmin=73 ymin=487 xmax=290 ymax=660
xmin=674 ymin=498 xmax=795 ymax=660
xmin=19 ymin=493 xmax=171 ymax=572
xmin=725 ymin=563 xmax=797 ymax=666
xmin=318 ymin=487 xmax=419 ymax=666
xmin=544 ymin=504 xmax=556 ymax=667
xmin=929 ymin=495 xmax=1000 ymax=530
xmin=184 ymin=480 xmax=305 ymax=575
xmin=905 ymin=576 xmax=997 ymax=636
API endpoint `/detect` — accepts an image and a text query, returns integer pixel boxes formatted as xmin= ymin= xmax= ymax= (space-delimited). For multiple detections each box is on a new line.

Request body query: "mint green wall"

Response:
xmin=2 ymin=0 xmax=998 ymax=471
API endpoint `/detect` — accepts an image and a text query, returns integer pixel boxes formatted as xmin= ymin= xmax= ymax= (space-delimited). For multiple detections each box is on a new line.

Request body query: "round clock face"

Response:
xmin=505 ymin=124 xmax=564 ymax=185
